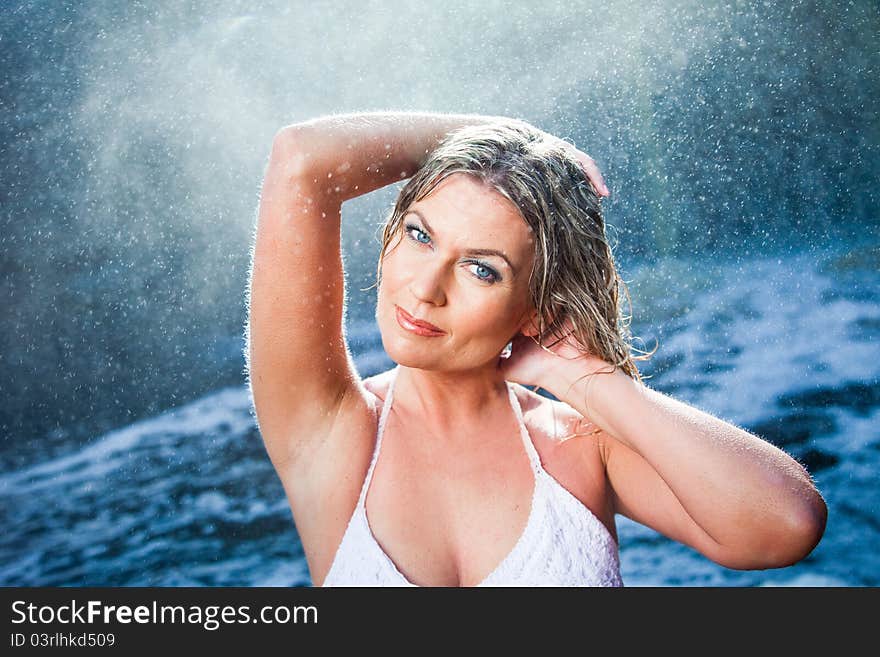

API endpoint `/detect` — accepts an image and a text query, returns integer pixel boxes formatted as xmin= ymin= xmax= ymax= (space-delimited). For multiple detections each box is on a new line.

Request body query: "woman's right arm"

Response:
xmin=245 ymin=111 xmax=515 ymax=473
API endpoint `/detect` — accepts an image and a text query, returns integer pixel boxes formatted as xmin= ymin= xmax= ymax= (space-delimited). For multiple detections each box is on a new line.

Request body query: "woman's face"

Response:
xmin=376 ymin=173 xmax=538 ymax=371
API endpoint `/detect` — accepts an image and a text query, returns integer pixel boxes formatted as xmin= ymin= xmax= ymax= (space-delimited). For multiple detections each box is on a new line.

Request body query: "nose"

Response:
xmin=408 ymin=259 xmax=448 ymax=306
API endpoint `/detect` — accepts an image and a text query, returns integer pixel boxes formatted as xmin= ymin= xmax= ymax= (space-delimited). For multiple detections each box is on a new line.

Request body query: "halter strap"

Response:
xmin=506 ymin=381 xmax=544 ymax=474
xmin=356 ymin=365 xmax=399 ymax=509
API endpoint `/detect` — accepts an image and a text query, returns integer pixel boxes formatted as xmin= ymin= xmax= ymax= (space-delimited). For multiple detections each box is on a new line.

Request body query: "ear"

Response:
xmin=518 ymin=306 xmax=551 ymax=338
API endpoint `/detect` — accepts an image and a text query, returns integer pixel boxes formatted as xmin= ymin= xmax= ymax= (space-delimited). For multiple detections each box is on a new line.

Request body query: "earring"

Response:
xmin=500 ymin=340 xmax=513 ymax=359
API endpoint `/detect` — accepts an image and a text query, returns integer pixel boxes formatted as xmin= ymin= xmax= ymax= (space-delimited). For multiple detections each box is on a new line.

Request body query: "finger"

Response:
xmin=580 ymin=158 xmax=610 ymax=197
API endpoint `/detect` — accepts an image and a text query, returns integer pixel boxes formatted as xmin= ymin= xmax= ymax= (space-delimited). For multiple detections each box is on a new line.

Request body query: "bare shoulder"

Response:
xmin=296 ymin=366 xmax=398 ymax=480
xmin=509 ymin=383 xmax=602 ymax=447
xmin=276 ymin=368 xmax=397 ymax=585
xmin=306 ymin=366 xmax=400 ymax=463
xmin=509 ymin=383 xmax=612 ymax=526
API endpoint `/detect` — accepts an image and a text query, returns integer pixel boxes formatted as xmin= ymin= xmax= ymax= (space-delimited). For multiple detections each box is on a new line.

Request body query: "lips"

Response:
xmin=395 ymin=305 xmax=445 ymax=336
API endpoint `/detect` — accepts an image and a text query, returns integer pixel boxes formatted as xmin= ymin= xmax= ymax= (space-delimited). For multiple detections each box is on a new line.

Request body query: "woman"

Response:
xmin=244 ymin=111 xmax=827 ymax=586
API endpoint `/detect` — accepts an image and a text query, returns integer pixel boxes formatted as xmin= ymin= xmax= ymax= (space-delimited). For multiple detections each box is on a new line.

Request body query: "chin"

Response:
xmin=378 ymin=325 xmax=444 ymax=370
xmin=379 ymin=328 xmax=502 ymax=374
xmin=374 ymin=298 xmax=497 ymax=372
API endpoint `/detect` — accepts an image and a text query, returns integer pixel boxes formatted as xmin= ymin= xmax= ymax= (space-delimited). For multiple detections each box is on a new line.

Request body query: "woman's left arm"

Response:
xmin=539 ymin=357 xmax=828 ymax=569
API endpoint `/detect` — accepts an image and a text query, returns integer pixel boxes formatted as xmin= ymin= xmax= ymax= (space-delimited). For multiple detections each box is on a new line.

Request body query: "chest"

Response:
xmin=363 ymin=407 xmax=609 ymax=587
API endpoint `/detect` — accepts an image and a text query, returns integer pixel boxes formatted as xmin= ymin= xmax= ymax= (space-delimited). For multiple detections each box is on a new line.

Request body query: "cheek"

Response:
xmin=457 ymin=295 xmax=524 ymax=339
xmin=377 ymin=247 xmax=401 ymax=291
xmin=376 ymin=249 xmax=408 ymax=316
xmin=380 ymin=240 xmax=411 ymax=279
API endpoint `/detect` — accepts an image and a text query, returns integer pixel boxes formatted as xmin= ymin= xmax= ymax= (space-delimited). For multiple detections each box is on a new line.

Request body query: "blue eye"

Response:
xmin=405 ymin=223 xmax=431 ymax=244
xmin=469 ymin=262 xmax=500 ymax=283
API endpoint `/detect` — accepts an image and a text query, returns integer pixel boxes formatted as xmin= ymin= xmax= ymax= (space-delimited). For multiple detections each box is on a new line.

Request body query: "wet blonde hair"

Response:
xmin=375 ymin=121 xmax=655 ymax=382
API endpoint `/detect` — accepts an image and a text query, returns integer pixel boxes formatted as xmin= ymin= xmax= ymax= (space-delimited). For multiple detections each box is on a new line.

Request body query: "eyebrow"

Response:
xmin=403 ymin=209 xmax=518 ymax=275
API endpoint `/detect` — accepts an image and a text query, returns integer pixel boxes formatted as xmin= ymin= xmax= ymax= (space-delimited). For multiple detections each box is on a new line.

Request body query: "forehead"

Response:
xmin=408 ymin=173 xmax=534 ymax=258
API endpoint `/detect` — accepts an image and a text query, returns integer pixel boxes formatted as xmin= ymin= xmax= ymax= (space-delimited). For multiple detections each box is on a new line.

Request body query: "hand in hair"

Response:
xmin=497 ymin=318 xmax=616 ymax=391
xmin=543 ymin=136 xmax=610 ymax=198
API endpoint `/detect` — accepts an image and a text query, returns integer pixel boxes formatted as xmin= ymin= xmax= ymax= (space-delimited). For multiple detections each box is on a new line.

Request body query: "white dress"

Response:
xmin=322 ymin=365 xmax=623 ymax=587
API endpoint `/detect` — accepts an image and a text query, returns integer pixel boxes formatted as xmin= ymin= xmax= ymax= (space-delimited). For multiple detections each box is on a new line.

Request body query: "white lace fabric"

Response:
xmin=322 ymin=366 xmax=623 ymax=587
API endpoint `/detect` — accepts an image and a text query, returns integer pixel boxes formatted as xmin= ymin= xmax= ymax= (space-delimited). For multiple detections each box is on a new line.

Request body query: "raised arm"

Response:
xmin=245 ymin=111 xmax=518 ymax=472
xmin=499 ymin=320 xmax=826 ymax=570
xmin=545 ymin=357 xmax=828 ymax=570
